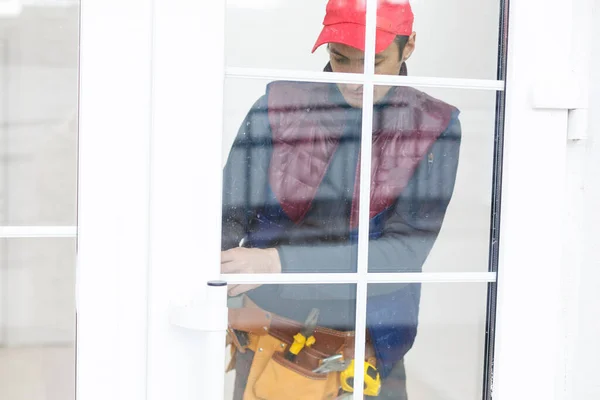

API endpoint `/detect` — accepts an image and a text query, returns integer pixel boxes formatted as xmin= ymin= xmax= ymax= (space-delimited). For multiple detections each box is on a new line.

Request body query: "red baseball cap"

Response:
xmin=312 ymin=0 xmax=414 ymax=53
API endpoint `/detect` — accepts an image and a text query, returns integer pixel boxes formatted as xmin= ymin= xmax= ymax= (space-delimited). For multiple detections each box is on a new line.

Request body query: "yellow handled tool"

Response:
xmin=287 ymin=332 xmax=316 ymax=357
xmin=340 ymin=359 xmax=381 ymax=397
xmin=284 ymin=308 xmax=319 ymax=361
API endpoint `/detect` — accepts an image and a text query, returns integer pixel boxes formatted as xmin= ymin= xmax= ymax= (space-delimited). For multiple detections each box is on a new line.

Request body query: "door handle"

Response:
xmin=169 ymin=280 xmax=228 ymax=332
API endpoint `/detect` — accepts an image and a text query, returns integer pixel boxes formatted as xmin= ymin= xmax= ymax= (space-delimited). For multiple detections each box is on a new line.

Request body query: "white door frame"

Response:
xmin=77 ymin=0 xmax=584 ymax=398
xmin=77 ymin=0 xmax=152 ymax=398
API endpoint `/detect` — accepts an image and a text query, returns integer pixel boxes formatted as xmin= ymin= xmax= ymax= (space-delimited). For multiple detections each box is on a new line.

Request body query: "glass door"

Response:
xmin=77 ymin=0 xmax=572 ymax=399
xmin=144 ymin=0 xmax=563 ymax=398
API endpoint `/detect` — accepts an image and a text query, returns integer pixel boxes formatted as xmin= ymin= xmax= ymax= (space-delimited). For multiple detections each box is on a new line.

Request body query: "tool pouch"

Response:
xmin=243 ymin=335 xmax=339 ymax=400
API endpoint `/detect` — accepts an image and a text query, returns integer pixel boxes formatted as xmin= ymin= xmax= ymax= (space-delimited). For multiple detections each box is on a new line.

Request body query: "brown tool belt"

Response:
xmin=227 ymin=296 xmax=376 ymax=372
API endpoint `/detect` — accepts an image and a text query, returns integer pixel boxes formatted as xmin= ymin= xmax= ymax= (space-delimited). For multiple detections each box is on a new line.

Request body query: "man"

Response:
xmin=221 ymin=0 xmax=461 ymax=398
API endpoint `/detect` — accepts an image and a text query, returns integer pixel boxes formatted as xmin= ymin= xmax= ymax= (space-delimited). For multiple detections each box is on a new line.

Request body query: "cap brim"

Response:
xmin=312 ymin=23 xmax=396 ymax=54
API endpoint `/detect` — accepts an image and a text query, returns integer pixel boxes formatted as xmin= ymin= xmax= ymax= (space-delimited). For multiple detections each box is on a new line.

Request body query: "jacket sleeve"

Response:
xmin=276 ymin=114 xmax=462 ymax=299
xmin=221 ymin=95 xmax=271 ymax=250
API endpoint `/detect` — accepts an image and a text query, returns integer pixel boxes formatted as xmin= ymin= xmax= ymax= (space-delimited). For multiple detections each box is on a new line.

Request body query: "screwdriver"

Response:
xmin=284 ymin=308 xmax=319 ymax=362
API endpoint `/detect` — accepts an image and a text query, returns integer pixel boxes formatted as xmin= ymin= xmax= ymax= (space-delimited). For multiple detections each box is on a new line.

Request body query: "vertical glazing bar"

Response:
xmin=353 ymin=0 xmax=378 ymax=397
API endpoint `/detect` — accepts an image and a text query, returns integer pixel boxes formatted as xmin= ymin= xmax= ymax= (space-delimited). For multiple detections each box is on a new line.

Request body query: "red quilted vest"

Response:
xmin=267 ymin=81 xmax=456 ymax=228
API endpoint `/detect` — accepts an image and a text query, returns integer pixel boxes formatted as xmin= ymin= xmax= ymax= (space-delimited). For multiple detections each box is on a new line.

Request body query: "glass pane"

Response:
xmin=223 ymin=284 xmax=357 ymax=400
xmin=0 ymin=4 xmax=79 ymax=226
xmin=361 ymin=282 xmax=490 ymax=400
xmin=367 ymin=86 xmax=497 ymax=274
xmin=226 ymin=0 xmax=501 ymax=80
xmin=222 ymin=79 xmax=498 ymax=274
xmin=0 ymin=238 xmax=76 ymax=400
xmin=226 ymin=0 xmax=364 ymax=73
xmin=222 ymin=77 xmax=363 ymax=274
xmin=387 ymin=0 xmax=502 ymax=80
xmin=221 ymin=283 xmax=490 ymax=400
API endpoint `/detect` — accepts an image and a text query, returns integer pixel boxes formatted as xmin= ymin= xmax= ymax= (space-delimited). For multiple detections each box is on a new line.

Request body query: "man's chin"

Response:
xmin=342 ymin=95 xmax=364 ymax=108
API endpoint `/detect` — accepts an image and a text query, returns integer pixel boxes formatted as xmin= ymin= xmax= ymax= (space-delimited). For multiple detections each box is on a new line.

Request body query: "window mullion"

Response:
xmin=353 ymin=0 xmax=379 ymax=397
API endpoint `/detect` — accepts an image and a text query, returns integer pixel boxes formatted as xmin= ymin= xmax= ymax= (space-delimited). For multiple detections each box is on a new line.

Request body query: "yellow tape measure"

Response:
xmin=340 ymin=359 xmax=381 ymax=397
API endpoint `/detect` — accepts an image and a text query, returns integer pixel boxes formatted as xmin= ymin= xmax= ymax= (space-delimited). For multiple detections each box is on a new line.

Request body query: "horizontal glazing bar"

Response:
xmin=0 ymin=226 xmax=77 ymax=238
xmin=226 ymin=67 xmax=505 ymax=91
xmin=21 ymin=0 xmax=78 ymax=6
xmin=221 ymin=272 xmax=497 ymax=285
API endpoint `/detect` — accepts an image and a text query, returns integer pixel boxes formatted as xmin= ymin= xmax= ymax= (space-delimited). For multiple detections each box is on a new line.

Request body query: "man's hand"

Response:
xmin=221 ymin=247 xmax=282 ymax=296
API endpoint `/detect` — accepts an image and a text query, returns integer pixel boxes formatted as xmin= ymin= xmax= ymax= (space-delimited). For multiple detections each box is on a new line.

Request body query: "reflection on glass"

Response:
xmin=365 ymin=283 xmax=489 ymax=400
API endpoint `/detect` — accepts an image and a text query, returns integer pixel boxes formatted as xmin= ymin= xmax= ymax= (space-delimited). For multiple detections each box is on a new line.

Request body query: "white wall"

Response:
xmin=223 ymin=1 xmax=501 ymax=399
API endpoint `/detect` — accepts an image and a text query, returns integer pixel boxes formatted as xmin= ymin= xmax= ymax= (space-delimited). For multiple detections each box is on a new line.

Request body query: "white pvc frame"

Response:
xmin=75 ymin=0 xmax=571 ymax=399
xmin=77 ymin=0 xmax=153 ymax=399
xmin=492 ymin=0 xmax=571 ymax=396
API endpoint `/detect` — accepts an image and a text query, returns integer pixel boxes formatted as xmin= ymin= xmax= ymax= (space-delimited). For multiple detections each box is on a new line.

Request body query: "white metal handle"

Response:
xmin=169 ymin=281 xmax=228 ymax=332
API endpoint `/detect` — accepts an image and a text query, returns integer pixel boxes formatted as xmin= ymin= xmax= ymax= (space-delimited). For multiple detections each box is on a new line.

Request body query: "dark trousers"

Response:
xmin=232 ymin=350 xmax=408 ymax=400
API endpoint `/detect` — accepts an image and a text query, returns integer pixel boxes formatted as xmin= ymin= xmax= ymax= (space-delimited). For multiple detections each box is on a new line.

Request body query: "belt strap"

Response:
xmin=228 ymin=296 xmax=375 ymax=362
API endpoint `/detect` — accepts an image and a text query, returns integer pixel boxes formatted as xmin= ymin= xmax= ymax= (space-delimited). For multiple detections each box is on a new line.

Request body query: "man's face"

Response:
xmin=328 ymin=33 xmax=415 ymax=108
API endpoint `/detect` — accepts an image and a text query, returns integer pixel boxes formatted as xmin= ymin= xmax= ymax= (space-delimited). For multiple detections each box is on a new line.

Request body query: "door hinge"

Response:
xmin=532 ymin=73 xmax=588 ymax=140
